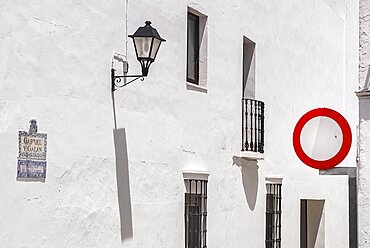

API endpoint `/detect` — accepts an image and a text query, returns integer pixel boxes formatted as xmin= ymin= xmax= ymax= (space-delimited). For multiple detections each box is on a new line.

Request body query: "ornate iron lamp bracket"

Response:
xmin=111 ymin=69 xmax=145 ymax=91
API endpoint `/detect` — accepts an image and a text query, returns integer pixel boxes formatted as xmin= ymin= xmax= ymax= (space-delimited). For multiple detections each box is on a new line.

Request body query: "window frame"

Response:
xmin=265 ymin=183 xmax=282 ymax=248
xmin=186 ymin=11 xmax=200 ymax=85
xmin=184 ymin=179 xmax=208 ymax=248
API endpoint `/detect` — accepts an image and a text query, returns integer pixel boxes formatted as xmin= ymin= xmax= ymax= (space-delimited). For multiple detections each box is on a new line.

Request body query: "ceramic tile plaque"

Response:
xmin=17 ymin=119 xmax=47 ymax=181
xmin=17 ymin=160 xmax=46 ymax=178
xmin=18 ymin=131 xmax=47 ymax=160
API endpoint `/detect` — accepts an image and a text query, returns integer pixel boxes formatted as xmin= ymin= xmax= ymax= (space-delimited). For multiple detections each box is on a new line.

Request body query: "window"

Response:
xmin=185 ymin=179 xmax=208 ymax=248
xmin=241 ymin=36 xmax=265 ymax=153
xmin=242 ymin=36 xmax=256 ymax=99
xmin=186 ymin=8 xmax=208 ymax=91
xmin=187 ymin=12 xmax=199 ymax=84
xmin=266 ymin=183 xmax=282 ymax=248
xmin=300 ymin=200 xmax=325 ymax=248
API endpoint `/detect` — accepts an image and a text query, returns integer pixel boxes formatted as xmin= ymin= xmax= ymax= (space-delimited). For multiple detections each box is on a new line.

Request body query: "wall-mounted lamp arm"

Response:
xmin=111 ymin=69 xmax=145 ymax=91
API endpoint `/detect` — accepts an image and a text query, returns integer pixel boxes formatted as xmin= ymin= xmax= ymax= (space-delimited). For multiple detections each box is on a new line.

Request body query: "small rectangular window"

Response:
xmin=187 ymin=12 xmax=199 ymax=84
xmin=266 ymin=183 xmax=282 ymax=248
xmin=185 ymin=179 xmax=207 ymax=248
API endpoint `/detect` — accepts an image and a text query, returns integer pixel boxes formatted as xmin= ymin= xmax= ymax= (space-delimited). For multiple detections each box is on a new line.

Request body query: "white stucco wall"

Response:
xmin=358 ymin=96 xmax=370 ymax=247
xmin=358 ymin=0 xmax=370 ymax=247
xmin=0 ymin=0 xmax=358 ymax=247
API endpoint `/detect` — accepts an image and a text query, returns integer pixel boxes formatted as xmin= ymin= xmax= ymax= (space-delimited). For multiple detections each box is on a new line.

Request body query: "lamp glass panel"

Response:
xmin=134 ymin=37 xmax=152 ymax=58
xmin=150 ymin=38 xmax=161 ymax=60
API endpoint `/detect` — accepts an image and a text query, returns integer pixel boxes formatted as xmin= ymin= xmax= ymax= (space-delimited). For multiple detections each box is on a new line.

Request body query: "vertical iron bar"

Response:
xmin=278 ymin=184 xmax=282 ymax=248
xmin=245 ymin=99 xmax=249 ymax=150
xmin=204 ymin=181 xmax=207 ymax=248
xmin=185 ymin=181 xmax=189 ymax=248
xmin=257 ymin=101 xmax=261 ymax=152
xmin=200 ymin=181 xmax=203 ymax=248
xmin=185 ymin=192 xmax=187 ymax=248
xmin=196 ymin=180 xmax=200 ymax=248
xmin=189 ymin=180 xmax=192 ymax=248
xmin=242 ymin=99 xmax=246 ymax=151
xmin=249 ymin=100 xmax=253 ymax=151
xmin=261 ymin=101 xmax=265 ymax=153
xmin=272 ymin=184 xmax=276 ymax=248
xmin=189 ymin=180 xmax=192 ymax=200
xmin=254 ymin=100 xmax=257 ymax=152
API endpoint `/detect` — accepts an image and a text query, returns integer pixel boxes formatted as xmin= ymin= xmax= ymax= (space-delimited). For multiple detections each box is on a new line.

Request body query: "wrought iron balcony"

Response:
xmin=242 ymin=98 xmax=265 ymax=153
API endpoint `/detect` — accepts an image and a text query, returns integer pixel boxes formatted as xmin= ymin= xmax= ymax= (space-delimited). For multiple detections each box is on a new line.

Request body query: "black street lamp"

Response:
xmin=111 ymin=21 xmax=166 ymax=91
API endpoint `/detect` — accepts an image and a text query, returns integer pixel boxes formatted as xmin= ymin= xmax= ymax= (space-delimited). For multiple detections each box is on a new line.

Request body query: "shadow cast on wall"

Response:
xmin=232 ymin=156 xmax=259 ymax=211
xmin=113 ymin=128 xmax=133 ymax=241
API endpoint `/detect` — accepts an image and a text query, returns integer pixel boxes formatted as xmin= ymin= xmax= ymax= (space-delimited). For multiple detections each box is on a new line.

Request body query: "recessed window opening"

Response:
xmin=300 ymin=200 xmax=325 ymax=248
xmin=242 ymin=36 xmax=264 ymax=153
xmin=184 ymin=179 xmax=208 ymax=248
xmin=187 ymin=8 xmax=208 ymax=89
xmin=266 ymin=183 xmax=282 ymax=248
xmin=243 ymin=36 xmax=256 ymax=99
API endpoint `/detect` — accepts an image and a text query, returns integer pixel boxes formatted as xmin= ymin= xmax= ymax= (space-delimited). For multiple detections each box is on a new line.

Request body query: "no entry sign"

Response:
xmin=293 ymin=108 xmax=352 ymax=170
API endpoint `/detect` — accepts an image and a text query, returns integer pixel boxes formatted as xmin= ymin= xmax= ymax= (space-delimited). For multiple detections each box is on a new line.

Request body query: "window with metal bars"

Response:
xmin=184 ymin=179 xmax=208 ymax=248
xmin=187 ymin=12 xmax=199 ymax=84
xmin=265 ymin=183 xmax=282 ymax=248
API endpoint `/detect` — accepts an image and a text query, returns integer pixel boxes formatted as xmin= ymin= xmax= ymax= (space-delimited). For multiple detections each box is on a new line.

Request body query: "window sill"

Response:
xmin=186 ymin=82 xmax=207 ymax=93
xmin=238 ymin=151 xmax=264 ymax=161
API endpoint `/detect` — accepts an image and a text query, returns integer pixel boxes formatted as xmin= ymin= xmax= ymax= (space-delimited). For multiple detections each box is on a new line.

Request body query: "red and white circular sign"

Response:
xmin=293 ymin=108 xmax=352 ymax=170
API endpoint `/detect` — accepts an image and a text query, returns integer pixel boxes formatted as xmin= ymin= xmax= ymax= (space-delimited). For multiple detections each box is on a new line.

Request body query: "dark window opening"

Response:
xmin=187 ymin=12 xmax=199 ymax=84
xmin=185 ymin=179 xmax=207 ymax=248
xmin=266 ymin=183 xmax=282 ymax=248
xmin=300 ymin=199 xmax=325 ymax=248
xmin=300 ymin=200 xmax=308 ymax=248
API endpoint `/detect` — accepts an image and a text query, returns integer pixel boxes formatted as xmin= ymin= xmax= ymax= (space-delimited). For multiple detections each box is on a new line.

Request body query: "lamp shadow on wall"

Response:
xmin=232 ymin=156 xmax=259 ymax=211
xmin=112 ymin=90 xmax=133 ymax=241
xmin=113 ymin=128 xmax=133 ymax=241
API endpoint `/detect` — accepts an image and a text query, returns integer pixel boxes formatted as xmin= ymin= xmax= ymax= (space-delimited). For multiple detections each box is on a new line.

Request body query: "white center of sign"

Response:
xmin=300 ymin=116 xmax=343 ymax=161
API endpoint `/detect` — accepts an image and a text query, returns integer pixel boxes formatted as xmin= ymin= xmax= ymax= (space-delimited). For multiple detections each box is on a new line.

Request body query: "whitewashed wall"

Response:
xmin=358 ymin=96 xmax=370 ymax=247
xmin=358 ymin=0 xmax=370 ymax=247
xmin=0 ymin=0 xmax=358 ymax=247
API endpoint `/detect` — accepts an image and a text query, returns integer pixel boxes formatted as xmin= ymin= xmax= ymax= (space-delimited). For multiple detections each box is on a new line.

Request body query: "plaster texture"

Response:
xmin=358 ymin=95 xmax=370 ymax=247
xmin=358 ymin=0 xmax=370 ymax=247
xmin=0 ymin=0 xmax=358 ymax=247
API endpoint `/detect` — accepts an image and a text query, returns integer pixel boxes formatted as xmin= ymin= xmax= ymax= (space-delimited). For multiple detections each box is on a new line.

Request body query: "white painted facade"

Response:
xmin=0 ymin=0 xmax=358 ymax=247
xmin=358 ymin=0 xmax=370 ymax=247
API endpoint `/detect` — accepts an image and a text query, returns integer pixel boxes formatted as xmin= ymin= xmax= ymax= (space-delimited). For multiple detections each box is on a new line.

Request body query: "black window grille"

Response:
xmin=185 ymin=179 xmax=207 ymax=248
xmin=242 ymin=98 xmax=265 ymax=153
xmin=266 ymin=183 xmax=282 ymax=248
xmin=187 ymin=12 xmax=199 ymax=84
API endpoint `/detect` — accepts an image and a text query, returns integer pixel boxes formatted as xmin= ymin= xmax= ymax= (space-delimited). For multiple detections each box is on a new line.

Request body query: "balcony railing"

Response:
xmin=242 ymin=98 xmax=265 ymax=153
